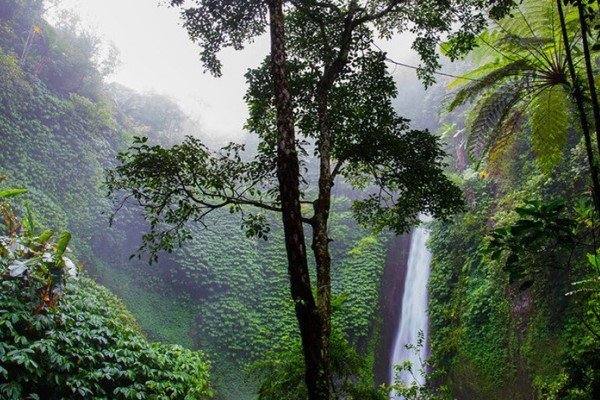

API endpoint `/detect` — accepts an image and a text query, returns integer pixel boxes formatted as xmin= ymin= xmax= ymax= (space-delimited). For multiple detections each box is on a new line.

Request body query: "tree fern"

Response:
xmin=447 ymin=0 xmax=584 ymax=172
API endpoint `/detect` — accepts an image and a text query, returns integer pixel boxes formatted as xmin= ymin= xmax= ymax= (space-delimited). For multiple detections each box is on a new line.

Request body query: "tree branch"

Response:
xmin=330 ymin=158 xmax=346 ymax=180
xmin=353 ymin=0 xmax=406 ymax=26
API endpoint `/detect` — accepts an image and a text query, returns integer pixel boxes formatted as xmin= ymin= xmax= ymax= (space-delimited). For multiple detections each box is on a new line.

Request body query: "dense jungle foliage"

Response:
xmin=0 ymin=186 xmax=213 ymax=399
xmin=2 ymin=0 xmax=600 ymax=399
xmin=426 ymin=0 xmax=600 ymax=399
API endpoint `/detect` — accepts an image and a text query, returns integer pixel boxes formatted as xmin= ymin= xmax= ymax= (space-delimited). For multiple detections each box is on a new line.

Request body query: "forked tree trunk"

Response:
xmin=267 ymin=0 xmax=330 ymax=398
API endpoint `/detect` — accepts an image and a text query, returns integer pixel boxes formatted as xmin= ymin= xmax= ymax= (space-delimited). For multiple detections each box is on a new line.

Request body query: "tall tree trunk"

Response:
xmin=310 ymin=17 xmax=356 ymax=390
xmin=558 ymin=0 xmax=600 ymax=212
xmin=309 ymin=13 xmax=356 ymax=393
xmin=267 ymin=1 xmax=329 ymax=398
xmin=576 ymin=0 xmax=600 ymax=155
xmin=313 ymin=89 xmax=333 ymax=390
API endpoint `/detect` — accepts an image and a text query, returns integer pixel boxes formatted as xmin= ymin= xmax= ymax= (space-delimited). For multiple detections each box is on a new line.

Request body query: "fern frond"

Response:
xmin=499 ymin=0 xmax=555 ymax=38
xmin=447 ymin=60 xmax=503 ymax=89
xmin=496 ymin=35 xmax=552 ymax=54
xmin=528 ymin=85 xmax=570 ymax=172
xmin=489 ymin=113 xmax=525 ymax=163
xmin=466 ymin=83 xmax=523 ymax=166
xmin=471 ymin=30 xmax=514 ymax=64
xmin=485 ymin=112 xmax=526 ymax=177
xmin=483 ymin=0 xmax=577 ymax=66
xmin=448 ymin=61 xmax=530 ymax=111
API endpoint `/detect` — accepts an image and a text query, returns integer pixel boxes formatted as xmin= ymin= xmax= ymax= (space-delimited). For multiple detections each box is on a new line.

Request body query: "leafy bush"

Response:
xmin=0 ymin=193 xmax=213 ymax=399
xmin=486 ymin=199 xmax=576 ymax=287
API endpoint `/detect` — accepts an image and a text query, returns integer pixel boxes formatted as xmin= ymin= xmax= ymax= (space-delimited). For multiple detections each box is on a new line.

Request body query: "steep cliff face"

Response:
xmin=426 ymin=133 xmax=599 ymax=399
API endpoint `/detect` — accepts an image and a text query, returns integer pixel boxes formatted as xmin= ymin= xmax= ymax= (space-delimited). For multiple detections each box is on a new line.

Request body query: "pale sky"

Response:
xmin=48 ymin=0 xmax=422 ymax=143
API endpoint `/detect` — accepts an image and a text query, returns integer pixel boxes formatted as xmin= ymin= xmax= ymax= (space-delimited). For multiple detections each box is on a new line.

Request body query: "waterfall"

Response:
xmin=389 ymin=222 xmax=432 ymax=398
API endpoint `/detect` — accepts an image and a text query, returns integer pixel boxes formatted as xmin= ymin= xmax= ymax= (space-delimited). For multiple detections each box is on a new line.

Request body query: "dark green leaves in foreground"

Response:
xmin=0 ymin=275 xmax=214 ymax=399
xmin=486 ymin=199 xmax=576 ymax=286
xmin=0 ymin=197 xmax=213 ymax=399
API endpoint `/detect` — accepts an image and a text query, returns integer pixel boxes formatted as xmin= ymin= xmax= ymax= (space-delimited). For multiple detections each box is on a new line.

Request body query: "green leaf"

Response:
xmin=38 ymin=230 xmax=54 ymax=244
xmin=587 ymin=252 xmax=600 ymax=272
xmin=55 ymin=232 xmax=71 ymax=258
xmin=528 ymin=86 xmax=569 ymax=172
xmin=0 ymin=188 xmax=27 ymax=199
xmin=23 ymin=201 xmax=35 ymax=236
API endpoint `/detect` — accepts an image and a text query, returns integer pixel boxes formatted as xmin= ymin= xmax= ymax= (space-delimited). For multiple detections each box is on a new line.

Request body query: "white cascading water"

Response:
xmin=389 ymin=222 xmax=432 ymax=398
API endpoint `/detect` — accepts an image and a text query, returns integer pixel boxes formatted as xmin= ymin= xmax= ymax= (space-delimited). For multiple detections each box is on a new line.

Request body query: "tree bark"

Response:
xmin=557 ymin=0 xmax=600 ymax=212
xmin=267 ymin=1 xmax=329 ymax=398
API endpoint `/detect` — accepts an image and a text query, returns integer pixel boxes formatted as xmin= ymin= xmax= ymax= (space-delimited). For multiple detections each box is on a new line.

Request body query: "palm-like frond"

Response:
xmin=487 ymin=112 xmax=525 ymax=171
xmin=469 ymin=0 xmax=578 ymax=69
xmin=447 ymin=0 xmax=577 ymax=172
xmin=467 ymin=83 xmax=524 ymax=165
xmin=528 ymin=85 xmax=570 ymax=172
xmin=448 ymin=60 xmax=530 ymax=111
xmin=446 ymin=59 xmax=507 ymax=89
xmin=500 ymin=0 xmax=560 ymax=40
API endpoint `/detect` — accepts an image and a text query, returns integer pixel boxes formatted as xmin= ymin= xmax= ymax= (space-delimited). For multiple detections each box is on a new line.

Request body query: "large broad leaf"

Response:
xmin=528 ymin=85 xmax=569 ymax=172
xmin=8 ymin=260 xmax=27 ymax=277
xmin=0 ymin=188 xmax=27 ymax=199
xmin=38 ymin=230 xmax=54 ymax=244
xmin=23 ymin=201 xmax=35 ymax=235
xmin=55 ymin=232 xmax=71 ymax=259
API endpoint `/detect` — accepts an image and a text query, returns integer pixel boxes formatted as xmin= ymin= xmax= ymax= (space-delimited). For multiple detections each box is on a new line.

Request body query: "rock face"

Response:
xmin=374 ymin=233 xmax=412 ymax=386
